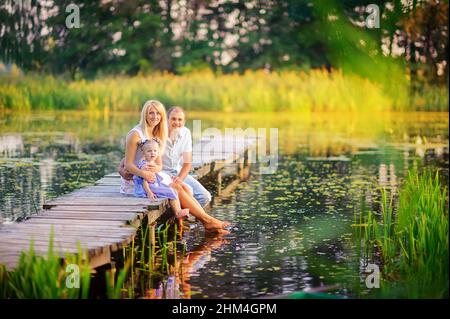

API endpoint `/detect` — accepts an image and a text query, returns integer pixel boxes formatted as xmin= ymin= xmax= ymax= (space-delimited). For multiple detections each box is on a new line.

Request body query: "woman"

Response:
xmin=118 ymin=100 xmax=229 ymax=233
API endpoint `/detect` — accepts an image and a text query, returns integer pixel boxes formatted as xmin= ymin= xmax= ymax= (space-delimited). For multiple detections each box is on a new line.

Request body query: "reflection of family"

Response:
xmin=146 ymin=234 xmax=228 ymax=299
xmin=118 ymin=100 xmax=229 ymax=234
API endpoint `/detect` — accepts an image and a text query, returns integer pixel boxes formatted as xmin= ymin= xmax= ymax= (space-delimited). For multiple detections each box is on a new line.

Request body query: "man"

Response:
xmin=163 ymin=106 xmax=212 ymax=207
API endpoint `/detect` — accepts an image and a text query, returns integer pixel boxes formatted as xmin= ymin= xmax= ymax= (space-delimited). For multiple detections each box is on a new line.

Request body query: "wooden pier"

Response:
xmin=0 ymin=135 xmax=255 ymax=270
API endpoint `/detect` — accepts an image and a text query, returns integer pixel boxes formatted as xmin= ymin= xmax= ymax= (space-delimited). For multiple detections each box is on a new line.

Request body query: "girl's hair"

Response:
xmin=139 ymin=100 xmax=167 ymax=153
xmin=141 ymin=137 xmax=161 ymax=151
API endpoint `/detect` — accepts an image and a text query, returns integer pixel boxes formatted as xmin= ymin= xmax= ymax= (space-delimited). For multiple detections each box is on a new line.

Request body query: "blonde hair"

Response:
xmin=140 ymin=137 xmax=162 ymax=151
xmin=139 ymin=100 xmax=167 ymax=152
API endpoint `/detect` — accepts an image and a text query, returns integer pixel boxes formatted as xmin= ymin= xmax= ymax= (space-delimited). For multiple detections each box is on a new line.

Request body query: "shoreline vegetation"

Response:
xmin=361 ymin=169 xmax=449 ymax=298
xmin=1 ymin=69 xmax=448 ymax=113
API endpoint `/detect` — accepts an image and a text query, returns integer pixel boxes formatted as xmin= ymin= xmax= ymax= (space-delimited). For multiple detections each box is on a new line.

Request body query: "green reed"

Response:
xmin=0 ymin=232 xmax=91 ymax=299
xmin=105 ymin=261 xmax=129 ymax=299
xmin=157 ymin=223 xmax=171 ymax=274
xmin=363 ymin=168 xmax=448 ymax=298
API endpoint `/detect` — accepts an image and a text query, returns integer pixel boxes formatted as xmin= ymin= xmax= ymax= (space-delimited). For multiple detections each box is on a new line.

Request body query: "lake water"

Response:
xmin=0 ymin=111 xmax=448 ymax=298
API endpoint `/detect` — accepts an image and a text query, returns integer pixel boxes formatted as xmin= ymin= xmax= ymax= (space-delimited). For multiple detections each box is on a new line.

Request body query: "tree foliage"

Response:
xmin=0 ymin=0 xmax=447 ymax=85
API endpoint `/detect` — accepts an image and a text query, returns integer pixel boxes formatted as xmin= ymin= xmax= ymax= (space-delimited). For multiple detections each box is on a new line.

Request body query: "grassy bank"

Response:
xmin=1 ymin=70 xmax=447 ymax=113
xmin=364 ymin=169 xmax=448 ymax=298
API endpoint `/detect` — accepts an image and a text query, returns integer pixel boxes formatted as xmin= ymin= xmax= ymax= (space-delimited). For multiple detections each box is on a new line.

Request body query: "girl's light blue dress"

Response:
xmin=133 ymin=160 xmax=177 ymax=199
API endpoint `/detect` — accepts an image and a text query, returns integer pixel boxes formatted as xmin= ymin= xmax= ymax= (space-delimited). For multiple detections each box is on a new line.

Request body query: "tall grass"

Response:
xmin=364 ymin=169 xmax=449 ymax=298
xmin=1 ymin=70 xmax=446 ymax=112
xmin=0 ymin=236 xmax=91 ymax=298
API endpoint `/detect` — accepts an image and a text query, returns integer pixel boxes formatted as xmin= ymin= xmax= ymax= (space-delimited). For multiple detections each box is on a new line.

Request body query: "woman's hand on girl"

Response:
xmin=142 ymin=170 xmax=156 ymax=183
xmin=144 ymin=162 xmax=158 ymax=172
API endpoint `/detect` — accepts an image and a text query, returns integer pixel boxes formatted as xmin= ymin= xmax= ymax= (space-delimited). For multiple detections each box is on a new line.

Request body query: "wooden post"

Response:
xmin=89 ymin=250 xmax=111 ymax=269
xmin=148 ymin=222 xmax=156 ymax=246
xmin=243 ymin=148 xmax=252 ymax=179
xmin=217 ymin=171 xmax=222 ymax=196
xmin=238 ymin=158 xmax=244 ymax=180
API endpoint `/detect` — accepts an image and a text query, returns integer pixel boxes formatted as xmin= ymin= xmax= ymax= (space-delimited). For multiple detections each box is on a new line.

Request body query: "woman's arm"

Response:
xmin=118 ymin=158 xmax=133 ymax=180
xmin=125 ymin=132 xmax=156 ymax=182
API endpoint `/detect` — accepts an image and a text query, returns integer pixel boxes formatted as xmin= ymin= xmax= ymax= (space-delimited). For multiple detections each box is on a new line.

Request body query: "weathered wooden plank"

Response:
xmin=193 ymin=162 xmax=213 ymax=178
xmin=95 ymin=179 xmax=120 ymax=182
xmin=44 ymin=205 xmax=148 ymax=212
xmin=74 ymin=185 xmax=120 ymax=190
xmin=104 ymin=173 xmax=120 ymax=178
xmin=0 ymin=223 xmax=136 ymax=236
xmin=0 ymin=235 xmax=127 ymax=253
xmin=0 ymin=235 xmax=132 ymax=250
xmin=0 ymin=242 xmax=95 ymax=255
xmin=0 ymin=233 xmax=132 ymax=252
xmin=0 ymin=247 xmax=100 ymax=270
xmin=0 ymin=233 xmax=134 ymax=250
xmin=68 ymin=192 xmax=137 ymax=198
xmin=72 ymin=189 xmax=120 ymax=194
xmin=36 ymin=209 xmax=142 ymax=216
xmin=29 ymin=214 xmax=139 ymax=222
xmin=36 ymin=210 xmax=145 ymax=219
xmin=22 ymin=218 xmax=127 ymax=226
xmin=44 ymin=198 xmax=165 ymax=211
xmin=45 ymin=197 xmax=163 ymax=205
xmin=94 ymin=183 xmax=121 ymax=187
xmin=0 ymin=226 xmax=134 ymax=239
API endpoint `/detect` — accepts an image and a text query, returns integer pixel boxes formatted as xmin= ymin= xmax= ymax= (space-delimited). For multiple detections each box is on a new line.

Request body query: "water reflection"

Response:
xmin=0 ymin=131 xmax=122 ymax=221
xmin=143 ymin=234 xmax=229 ymax=299
xmin=0 ymin=134 xmax=23 ymax=157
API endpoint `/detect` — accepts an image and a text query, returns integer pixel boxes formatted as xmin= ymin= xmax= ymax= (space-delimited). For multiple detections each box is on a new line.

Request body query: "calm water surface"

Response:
xmin=0 ymin=111 xmax=448 ymax=298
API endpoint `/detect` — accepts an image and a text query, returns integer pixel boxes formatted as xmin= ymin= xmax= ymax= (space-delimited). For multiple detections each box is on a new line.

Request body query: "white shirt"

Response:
xmin=162 ymin=126 xmax=192 ymax=174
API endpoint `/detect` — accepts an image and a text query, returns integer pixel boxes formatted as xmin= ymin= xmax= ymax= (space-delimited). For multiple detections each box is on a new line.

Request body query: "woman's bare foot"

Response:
xmin=206 ymin=228 xmax=230 ymax=235
xmin=203 ymin=219 xmax=231 ymax=234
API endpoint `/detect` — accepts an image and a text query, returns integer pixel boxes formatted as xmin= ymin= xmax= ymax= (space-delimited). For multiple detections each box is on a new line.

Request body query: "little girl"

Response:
xmin=133 ymin=137 xmax=189 ymax=226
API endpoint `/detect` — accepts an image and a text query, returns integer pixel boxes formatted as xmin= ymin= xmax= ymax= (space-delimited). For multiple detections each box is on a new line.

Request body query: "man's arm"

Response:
xmin=177 ymin=152 xmax=192 ymax=181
